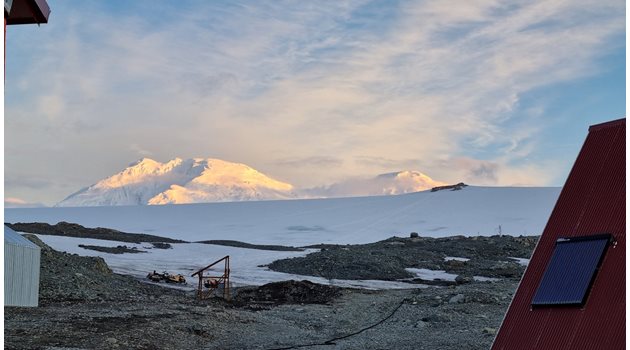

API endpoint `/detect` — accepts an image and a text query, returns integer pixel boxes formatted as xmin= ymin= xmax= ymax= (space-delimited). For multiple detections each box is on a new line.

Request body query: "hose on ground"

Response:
xmin=266 ymin=298 xmax=407 ymax=350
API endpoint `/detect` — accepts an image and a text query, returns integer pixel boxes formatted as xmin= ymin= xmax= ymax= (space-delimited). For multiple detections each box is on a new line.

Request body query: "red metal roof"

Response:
xmin=492 ymin=118 xmax=625 ymax=350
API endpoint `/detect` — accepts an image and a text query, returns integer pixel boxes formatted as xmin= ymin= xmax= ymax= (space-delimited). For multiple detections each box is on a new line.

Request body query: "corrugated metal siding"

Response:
xmin=5 ymin=239 xmax=41 ymax=307
xmin=492 ymin=119 xmax=625 ymax=350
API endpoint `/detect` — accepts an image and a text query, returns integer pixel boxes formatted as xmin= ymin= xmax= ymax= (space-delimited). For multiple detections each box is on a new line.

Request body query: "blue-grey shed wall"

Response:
xmin=4 ymin=226 xmax=41 ymax=307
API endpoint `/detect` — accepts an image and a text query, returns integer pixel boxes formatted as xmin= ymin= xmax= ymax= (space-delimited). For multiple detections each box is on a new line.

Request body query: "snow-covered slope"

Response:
xmin=12 ymin=186 xmax=561 ymax=246
xmin=56 ymin=158 xmax=295 ymax=207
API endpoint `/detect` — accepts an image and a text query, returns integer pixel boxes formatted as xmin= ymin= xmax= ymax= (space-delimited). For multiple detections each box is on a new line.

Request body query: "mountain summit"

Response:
xmin=56 ymin=158 xmax=296 ymax=207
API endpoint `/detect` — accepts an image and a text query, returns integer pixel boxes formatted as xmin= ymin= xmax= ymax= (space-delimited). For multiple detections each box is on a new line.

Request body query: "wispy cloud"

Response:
xmin=275 ymin=156 xmax=344 ymax=168
xmin=5 ymin=0 xmax=624 ymax=203
xmin=435 ymin=157 xmax=561 ymax=186
xmin=130 ymin=144 xmax=153 ymax=157
xmin=5 ymin=175 xmax=56 ymax=190
xmin=354 ymin=156 xmax=422 ymax=170
xmin=4 ymin=197 xmax=47 ymax=208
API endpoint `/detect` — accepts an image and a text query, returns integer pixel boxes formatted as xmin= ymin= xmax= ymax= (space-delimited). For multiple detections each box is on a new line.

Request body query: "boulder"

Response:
xmin=448 ymin=294 xmax=466 ymax=304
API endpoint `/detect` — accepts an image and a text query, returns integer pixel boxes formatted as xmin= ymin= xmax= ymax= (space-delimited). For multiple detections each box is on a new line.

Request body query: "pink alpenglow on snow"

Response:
xmin=56 ymin=158 xmax=297 ymax=207
xmin=55 ymin=157 xmax=450 ymax=206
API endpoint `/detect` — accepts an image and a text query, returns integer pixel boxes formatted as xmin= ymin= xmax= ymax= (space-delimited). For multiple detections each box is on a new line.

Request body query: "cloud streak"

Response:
xmin=4 ymin=0 xmax=624 ymax=204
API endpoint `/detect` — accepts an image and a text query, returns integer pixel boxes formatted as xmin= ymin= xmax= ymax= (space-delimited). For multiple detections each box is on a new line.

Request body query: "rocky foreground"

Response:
xmin=4 ymin=230 xmax=529 ymax=350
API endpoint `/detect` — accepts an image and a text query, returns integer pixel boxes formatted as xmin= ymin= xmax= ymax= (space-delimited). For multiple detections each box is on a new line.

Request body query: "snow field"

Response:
xmin=7 ymin=186 xmax=558 ymax=288
xmin=7 ymin=186 xmax=561 ymax=246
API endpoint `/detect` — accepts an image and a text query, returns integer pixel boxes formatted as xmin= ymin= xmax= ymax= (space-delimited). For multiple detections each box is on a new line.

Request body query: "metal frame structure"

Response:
xmin=191 ymin=255 xmax=231 ymax=301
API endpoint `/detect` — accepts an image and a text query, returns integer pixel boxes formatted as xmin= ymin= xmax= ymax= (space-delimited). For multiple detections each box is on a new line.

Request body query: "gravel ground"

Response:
xmin=4 ymin=233 xmax=523 ymax=350
xmin=6 ymin=281 xmax=517 ymax=350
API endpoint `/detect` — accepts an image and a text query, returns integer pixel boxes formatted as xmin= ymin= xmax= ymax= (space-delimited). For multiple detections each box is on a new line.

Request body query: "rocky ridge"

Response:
xmin=269 ymin=234 xmax=536 ymax=282
xmin=6 ymin=221 xmax=186 ymax=244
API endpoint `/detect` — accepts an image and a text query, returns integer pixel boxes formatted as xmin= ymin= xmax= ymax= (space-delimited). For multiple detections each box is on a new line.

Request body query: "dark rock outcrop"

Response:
xmin=7 ymin=221 xmax=186 ymax=244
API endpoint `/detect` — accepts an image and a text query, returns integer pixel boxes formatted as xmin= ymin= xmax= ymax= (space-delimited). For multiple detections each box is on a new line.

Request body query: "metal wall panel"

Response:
xmin=4 ymin=242 xmax=40 ymax=307
xmin=492 ymin=119 xmax=625 ymax=350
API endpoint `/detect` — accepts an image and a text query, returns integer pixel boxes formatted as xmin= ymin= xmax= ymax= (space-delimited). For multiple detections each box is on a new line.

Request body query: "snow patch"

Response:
xmin=444 ymin=256 xmax=470 ymax=262
xmin=405 ymin=268 xmax=458 ymax=282
xmin=473 ymin=276 xmax=499 ymax=282
xmin=509 ymin=257 xmax=530 ymax=266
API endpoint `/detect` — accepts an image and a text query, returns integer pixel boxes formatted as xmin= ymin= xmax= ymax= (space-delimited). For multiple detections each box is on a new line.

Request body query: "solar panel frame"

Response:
xmin=531 ymin=234 xmax=612 ymax=307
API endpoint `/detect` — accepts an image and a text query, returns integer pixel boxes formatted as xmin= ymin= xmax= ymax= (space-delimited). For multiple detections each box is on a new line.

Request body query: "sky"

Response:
xmin=3 ymin=0 xmax=626 ymax=206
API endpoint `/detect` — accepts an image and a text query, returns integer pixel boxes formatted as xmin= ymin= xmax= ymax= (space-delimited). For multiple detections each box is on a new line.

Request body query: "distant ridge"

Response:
xmin=430 ymin=182 xmax=468 ymax=192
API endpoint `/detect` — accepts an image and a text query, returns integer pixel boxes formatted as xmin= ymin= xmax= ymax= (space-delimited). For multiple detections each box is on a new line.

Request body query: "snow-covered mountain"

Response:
xmin=55 ymin=156 xmax=451 ymax=206
xmin=56 ymin=158 xmax=296 ymax=207
xmin=303 ymin=170 xmax=447 ymax=198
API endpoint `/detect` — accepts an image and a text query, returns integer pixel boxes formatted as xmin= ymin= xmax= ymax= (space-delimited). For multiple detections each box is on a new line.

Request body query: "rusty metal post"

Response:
xmin=191 ymin=255 xmax=231 ymax=301
xmin=196 ymin=270 xmax=203 ymax=299
xmin=224 ymin=256 xmax=230 ymax=301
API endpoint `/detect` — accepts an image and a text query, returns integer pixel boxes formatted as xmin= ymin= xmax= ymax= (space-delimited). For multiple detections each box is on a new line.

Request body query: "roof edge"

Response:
xmin=4 ymin=225 xmax=42 ymax=249
xmin=5 ymin=0 xmax=50 ymax=25
xmin=589 ymin=118 xmax=625 ymax=132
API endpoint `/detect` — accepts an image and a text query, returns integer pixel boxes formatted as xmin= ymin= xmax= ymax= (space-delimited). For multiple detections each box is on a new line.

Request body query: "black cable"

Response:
xmin=266 ymin=299 xmax=407 ymax=350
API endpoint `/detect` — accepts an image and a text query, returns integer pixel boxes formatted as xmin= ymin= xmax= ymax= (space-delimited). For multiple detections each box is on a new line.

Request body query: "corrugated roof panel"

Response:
xmin=492 ymin=118 xmax=625 ymax=350
xmin=4 ymin=225 xmax=40 ymax=249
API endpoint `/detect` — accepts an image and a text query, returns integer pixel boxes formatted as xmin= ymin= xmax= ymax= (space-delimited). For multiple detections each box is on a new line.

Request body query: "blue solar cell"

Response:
xmin=531 ymin=234 xmax=610 ymax=306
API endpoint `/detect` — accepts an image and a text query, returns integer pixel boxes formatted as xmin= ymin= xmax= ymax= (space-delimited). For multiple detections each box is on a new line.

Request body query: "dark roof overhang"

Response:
xmin=5 ymin=0 xmax=50 ymax=25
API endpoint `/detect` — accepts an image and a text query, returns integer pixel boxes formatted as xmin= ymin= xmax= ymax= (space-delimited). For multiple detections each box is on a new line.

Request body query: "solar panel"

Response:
xmin=531 ymin=234 xmax=611 ymax=306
